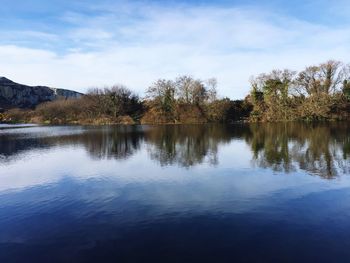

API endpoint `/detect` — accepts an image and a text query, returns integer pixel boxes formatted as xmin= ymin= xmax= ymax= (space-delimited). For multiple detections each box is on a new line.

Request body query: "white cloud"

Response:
xmin=0 ymin=4 xmax=350 ymax=98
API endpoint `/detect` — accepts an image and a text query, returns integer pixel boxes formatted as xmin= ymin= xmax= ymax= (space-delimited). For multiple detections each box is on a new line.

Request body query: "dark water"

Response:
xmin=1 ymin=123 xmax=350 ymax=262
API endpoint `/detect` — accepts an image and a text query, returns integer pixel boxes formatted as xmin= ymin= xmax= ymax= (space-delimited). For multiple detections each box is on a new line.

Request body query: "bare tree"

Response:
xmin=175 ymin=75 xmax=194 ymax=104
xmin=295 ymin=60 xmax=342 ymax=95
xmin=175 ymin=75 xmax=214 ymax=105
xmin=206 ymin=78 xmax=218 ymax=103
xmin=146 ymin=79 xmax=176 ymax=113
xmin=191 ymin=80 xmax=207 ymax=105
xmin=105 ymin=85 xmax=134 ymax=117
xmin=319 ymin=60 xmax=343 ymax=94
xmin=87 ymin=85 xmax=141 ymax=118
xmin=296 ymin=66 xmax=321 ymax=96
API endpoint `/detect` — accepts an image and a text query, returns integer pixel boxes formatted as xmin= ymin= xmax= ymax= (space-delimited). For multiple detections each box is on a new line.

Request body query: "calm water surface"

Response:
xmin=1 ymin=123 xmax=350 ymax=262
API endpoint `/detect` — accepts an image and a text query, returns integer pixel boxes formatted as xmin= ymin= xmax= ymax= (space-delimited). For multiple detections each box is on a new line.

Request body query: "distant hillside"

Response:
xmin=0 ymin=77 xmax=83 ymax=109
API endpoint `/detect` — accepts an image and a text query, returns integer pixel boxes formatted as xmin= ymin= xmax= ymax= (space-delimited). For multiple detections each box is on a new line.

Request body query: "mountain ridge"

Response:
xmin=0 ymin=77 xmax=83 ymax=109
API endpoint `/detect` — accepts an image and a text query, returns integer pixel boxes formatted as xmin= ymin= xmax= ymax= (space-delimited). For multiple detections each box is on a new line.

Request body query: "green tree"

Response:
xmin=146 ymin=79 xmax=176 ymax=114
xmin=343 ymin=80 xmax=350 ymax=100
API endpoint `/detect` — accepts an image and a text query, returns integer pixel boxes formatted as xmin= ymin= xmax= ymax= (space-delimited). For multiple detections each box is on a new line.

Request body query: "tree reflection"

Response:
xmin=246 ymin=122 xmax=350 ymax=178
xmin=145 ymin=125 xmax=234 ymax=167
xmin=48 ymin=125 xmax=238 ymax=166
xmin=51 ymin=126 xmax=144 ymax=160
xmin=2 ymin=123 xmax=350 ymax=178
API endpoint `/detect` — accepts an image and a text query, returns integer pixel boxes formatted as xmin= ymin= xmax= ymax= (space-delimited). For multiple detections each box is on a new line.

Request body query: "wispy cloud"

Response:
xmin=0 ymin=1 xmax=350 ymax=98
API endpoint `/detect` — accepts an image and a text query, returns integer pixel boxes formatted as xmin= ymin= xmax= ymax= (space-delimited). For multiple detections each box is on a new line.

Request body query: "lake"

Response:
xmin=1 ymin=123 xmax=350 ymax=262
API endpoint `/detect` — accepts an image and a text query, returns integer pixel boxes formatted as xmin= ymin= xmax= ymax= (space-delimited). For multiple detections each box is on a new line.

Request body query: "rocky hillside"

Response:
xmin=0 ymin=77 xmax=82 ymax=109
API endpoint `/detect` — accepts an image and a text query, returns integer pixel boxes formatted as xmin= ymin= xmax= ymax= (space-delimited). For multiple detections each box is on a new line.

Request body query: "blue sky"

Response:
xmin=1 ymin=0 xmax=350 ymax=98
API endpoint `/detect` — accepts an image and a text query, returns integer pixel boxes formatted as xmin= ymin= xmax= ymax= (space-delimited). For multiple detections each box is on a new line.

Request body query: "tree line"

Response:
xmin=2 ymin=75 xmax=251 ymax=124
xmin=249 ymin=60 xmax=350 ymax=121
xmin=142 ymin=75 xmax=251 ymax=123
xmin=3 ymin=59 xmax=350 ymax=124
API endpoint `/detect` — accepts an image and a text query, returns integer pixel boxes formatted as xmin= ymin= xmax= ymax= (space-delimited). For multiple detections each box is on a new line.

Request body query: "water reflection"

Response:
xmin=52 ymin=126 xmax=145 ymax=160
xmin=145 ymin=125 xmax=236 ymax=167
xmin=2 ymin=124 xmax=350 ymax=262
xmin=1 ymin=123 xmax=350 ymax=178
xmin=247 ymin=123 xmax=350 ymax=178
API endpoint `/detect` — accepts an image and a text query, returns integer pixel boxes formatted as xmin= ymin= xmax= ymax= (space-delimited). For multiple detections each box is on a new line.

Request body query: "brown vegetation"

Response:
xmin=3 ymin=60 xmax=350 ymax=125
xmin=2 ymin=75 xmax=251 ymax=125
xmin=249 ymin=60 xmax=350 ymax=121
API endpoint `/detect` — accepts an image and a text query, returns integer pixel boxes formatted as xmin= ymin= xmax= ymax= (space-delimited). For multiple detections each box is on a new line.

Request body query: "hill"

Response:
xmin=0 ymin=77 xmax=82 ymax=110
